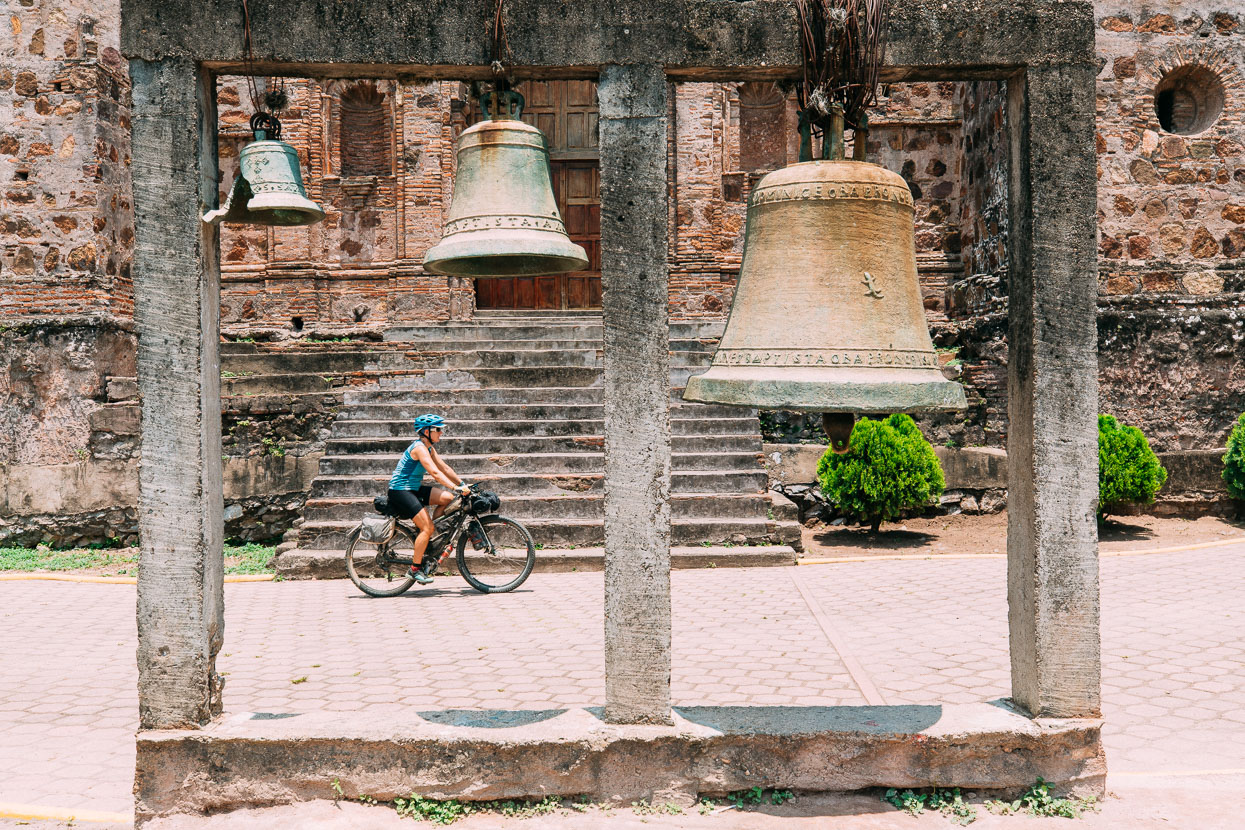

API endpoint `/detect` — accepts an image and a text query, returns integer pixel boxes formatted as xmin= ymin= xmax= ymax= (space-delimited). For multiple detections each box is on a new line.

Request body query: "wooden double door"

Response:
xmin=473 ymin=81 xmax=602 ymax=311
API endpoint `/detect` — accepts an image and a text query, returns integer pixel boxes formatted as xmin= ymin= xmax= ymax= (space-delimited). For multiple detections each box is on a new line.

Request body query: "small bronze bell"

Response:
xmin=424 ymin=90 xmax=588 ymax=278
xmin=684 ymin=108 xmax=965 ymax=451
xmin=203 ymin=114 xmax=325 ymax=227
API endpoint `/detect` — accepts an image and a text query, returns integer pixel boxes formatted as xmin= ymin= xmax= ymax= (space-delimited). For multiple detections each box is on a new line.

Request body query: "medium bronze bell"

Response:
xmin=684 ymin=131 xmax=966 ymax=449
xmin=424 ymin=90 xmax=588 ymax=278
xmin=203 ymin=114 xmax=325 ymax=227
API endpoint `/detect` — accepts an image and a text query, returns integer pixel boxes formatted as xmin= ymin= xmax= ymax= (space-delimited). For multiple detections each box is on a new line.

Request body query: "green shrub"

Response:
xmin=1098 ymin=414 xmax=1167 ymax=518
xmin=1223 ymin=413 xmax=1245 ymax=500
xmin=816 ymin=414 xmax=945 ymax=532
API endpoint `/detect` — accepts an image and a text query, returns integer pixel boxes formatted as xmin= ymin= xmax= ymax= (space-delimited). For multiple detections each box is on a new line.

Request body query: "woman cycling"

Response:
xmin=388 ymin=413 xmax=470 ymax=583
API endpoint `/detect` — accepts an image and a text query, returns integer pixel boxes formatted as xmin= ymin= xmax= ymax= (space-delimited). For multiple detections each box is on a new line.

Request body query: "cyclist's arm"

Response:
xmin=410 ymin=442 xmax=460 ymax=490
xmin=427 ymin=446 xmax=463 ymax=487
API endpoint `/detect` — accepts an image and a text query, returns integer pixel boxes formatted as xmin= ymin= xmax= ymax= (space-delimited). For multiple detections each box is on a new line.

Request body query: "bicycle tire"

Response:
xmin=456 ymin=515 xmax=536 ymax=594
xmin=345 ymin=523 xmax=419 ymax=597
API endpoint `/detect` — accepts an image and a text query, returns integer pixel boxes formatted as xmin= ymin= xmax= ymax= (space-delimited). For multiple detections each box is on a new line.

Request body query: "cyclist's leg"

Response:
xmin=411 ymin=506 xmax=435 ymax=565
xmin=425 ymin=484 xmax=454 ymax=520
xmin=389 ymin=488 xmax=431 ymax=562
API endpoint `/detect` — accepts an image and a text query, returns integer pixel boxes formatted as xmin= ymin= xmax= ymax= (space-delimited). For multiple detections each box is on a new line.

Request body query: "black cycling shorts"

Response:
xmin=387 ymin=486 xmax=435 ymax=519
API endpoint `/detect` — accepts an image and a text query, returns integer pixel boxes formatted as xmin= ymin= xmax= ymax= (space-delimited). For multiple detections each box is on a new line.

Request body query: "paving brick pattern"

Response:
xmin=2 ymin=544 xmax=1243 ymax=817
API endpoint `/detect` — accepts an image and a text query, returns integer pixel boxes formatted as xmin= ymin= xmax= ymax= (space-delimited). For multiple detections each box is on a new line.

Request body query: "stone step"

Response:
xmin=308 ymin=470 xmax=768 ymax=498
xmin=276 ymin=544 xmax=798 ymax=578
xmin=397 ymin=338 xmax=719 ymax=353
xmin=302 ymin=493 xmax=769 ymax=522
xmin=322 ymin=433 xmax=762 ymax=455
xmin=411 ymin=366 xmax=606 ymax=388
xmin=425 ymin=349 xmax=712 ymax=369
xmin=297 ymin=516 xmax=792 ymax=550
xmin=220 ymin=350 xmax=418 ymax=374
xmin=335 ymin=402 xmax=745 ymax=421
xmin=329 ymin=417 xmax=759 ymax=439
xmin=221 ymin=372 xmax=367 ymax=395
xmin=384 ymin=321 xmax=725 ymax=342
xmin=342 ymin=386 xmax=747 ymax=406
xmin=316 ymin=451 xmax=764 ymax=476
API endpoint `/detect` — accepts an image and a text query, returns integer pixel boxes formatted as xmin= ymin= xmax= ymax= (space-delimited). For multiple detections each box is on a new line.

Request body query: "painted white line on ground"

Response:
xmin=789 ymin=568 xmax=887 ymax=706
xmin=0 ymin=801 xmax=132 ymax=823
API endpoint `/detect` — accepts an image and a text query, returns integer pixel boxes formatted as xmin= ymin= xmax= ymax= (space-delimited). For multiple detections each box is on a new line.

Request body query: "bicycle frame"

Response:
xmin=380 ymin=489 xmax=483 ymax=568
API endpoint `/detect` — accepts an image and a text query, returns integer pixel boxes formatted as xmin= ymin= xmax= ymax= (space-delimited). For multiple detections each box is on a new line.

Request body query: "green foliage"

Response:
xmin=484 ymin=796 xmax=561 ymax=818
xmin=1098 ymin=414 xmax=1167 ymax=517
xmin=261 ymin=437 xmax=286 ymax=457
xmin=393 ymin=795 xmax=473 ymax=824
xmin=883 ymin=787 xmax=976 ymax=825
xmin=817 ymin=414 xmax=945 ymax=532
xmin=631 ymin=800 xmax=684 ymax=815
xmin=224 ymin=542 xmax=276 ymax=575
xmin=0 ymin=546 xmax=137 ymax=572
xmin=1223 ymin=412 xmax=1245 ymax=500
xmin=985 ymin=778 xmax=1097 ymax=819
xmin=726 ymin=787 xmax=794 ymax=808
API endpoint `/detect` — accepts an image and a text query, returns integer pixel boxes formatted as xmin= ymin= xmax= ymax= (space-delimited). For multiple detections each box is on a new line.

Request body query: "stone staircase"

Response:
xmin=277 ymin=310 xmax=800 ymax=577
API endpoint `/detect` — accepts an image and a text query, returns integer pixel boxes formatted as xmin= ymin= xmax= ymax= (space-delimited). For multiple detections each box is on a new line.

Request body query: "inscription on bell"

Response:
xmin=717 ymin=348 xmax=938 ymax=369
xmin=749 ymin=179 xmax=914 ymax=208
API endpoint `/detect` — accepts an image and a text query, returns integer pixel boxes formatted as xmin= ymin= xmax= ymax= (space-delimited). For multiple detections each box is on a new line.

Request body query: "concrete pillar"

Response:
xmin=598 ymin=64 xmax=673 ymax=725
xmin=131 ymin=59 xmax=225 ymax=729
xmin=1005 ymin=64 xmax=1101 ymax=718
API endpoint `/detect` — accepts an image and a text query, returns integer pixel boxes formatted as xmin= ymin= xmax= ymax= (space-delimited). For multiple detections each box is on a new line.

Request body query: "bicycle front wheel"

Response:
xmin=456 ymin=515 xmax=536 ymax=594
xmin=345 ymin=524 xmax=418 ymax=597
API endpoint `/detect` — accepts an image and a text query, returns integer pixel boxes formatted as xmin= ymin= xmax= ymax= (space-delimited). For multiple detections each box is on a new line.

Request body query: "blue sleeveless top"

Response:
xmin=388 ymin=442 xmax=427 ymax=490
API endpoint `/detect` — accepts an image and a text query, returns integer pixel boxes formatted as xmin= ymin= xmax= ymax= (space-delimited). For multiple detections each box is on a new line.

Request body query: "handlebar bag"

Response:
xmin=472 ymin=491 xmax=501 ymax=514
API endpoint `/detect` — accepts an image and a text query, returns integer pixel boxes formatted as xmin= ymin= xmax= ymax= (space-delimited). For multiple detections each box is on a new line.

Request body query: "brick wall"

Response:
xmin=1 ymin=0 xmax=131 ymax=323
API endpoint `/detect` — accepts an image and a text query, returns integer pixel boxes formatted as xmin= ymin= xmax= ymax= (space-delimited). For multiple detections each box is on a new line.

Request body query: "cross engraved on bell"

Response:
xmin=862 ymin=271 xmax=884 ymax=298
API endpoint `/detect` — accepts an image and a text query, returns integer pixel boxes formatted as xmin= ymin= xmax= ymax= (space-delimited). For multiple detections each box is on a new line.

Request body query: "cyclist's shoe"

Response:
xmin=408 ymin=565 xmax=433 ymax=585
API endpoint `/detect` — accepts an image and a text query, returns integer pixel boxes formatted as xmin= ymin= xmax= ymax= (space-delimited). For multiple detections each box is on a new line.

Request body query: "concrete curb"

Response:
xmin=5 ymin=535 xmax=1239 ymax=582
xmin=134 ymin=704 xmax=1105 ymax=821
xmin=0 ymin=573 xmax=274 ymax=584
xmin=796 ymin=534 xmax=1245 ymax=566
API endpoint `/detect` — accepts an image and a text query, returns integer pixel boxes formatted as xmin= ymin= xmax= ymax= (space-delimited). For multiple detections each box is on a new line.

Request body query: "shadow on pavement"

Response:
xmin=808 ymin=527 xmax=938 ymax=550
xmin=417 ymin=709 xmax=567 ymax=728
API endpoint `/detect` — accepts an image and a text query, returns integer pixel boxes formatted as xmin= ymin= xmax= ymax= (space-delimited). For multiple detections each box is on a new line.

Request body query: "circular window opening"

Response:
xmin=1154 ymin=64 xmax=1225 ymax=135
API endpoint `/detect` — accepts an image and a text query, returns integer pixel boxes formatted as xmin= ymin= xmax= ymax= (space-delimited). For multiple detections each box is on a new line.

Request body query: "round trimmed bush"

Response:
xmin=816 ymin=413 xmax=945 ymax=532
xmin=1098 ymin=414 xmax=1167 ymax=518
xmin=1223 ymin=412 xmax=1245 ymax=500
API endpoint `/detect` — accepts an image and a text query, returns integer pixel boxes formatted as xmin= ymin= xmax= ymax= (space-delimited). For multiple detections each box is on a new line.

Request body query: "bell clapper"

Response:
xmin=823 ymin=413 xmax=856 ymax=454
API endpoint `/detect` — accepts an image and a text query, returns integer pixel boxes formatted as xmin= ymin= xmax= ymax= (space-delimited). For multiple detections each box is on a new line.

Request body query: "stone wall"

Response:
xmin=3 ymin=0 xmax=1244 ymax=541
xmin=1 ymin=0 xmax=132 ymax=321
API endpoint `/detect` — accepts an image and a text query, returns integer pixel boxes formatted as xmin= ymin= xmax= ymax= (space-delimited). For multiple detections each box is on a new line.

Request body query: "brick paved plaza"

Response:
xmin=2 ymin=543 xmax=1244 ymax=822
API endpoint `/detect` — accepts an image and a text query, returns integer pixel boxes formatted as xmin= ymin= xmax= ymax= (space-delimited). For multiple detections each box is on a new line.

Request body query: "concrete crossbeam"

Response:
xmin=599 ymin=64 xmax=673 ymax=725
xmin=130 ymin=58 xmax=225 ymax=729
xmin=120 ymin=0 xmax=1096 ymax=81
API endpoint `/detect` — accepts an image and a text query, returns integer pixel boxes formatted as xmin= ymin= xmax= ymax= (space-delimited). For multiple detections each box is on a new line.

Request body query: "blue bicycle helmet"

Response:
xmin=413 ymin=413 xmax=446 ymax=435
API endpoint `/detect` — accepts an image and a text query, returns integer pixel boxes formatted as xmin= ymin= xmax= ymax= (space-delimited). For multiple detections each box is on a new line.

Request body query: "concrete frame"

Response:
xmin=122 ymin=0 xmax=1101 ymax=804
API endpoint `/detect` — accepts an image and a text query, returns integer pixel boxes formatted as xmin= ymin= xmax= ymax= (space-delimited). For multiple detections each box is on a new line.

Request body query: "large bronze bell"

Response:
xmin=684 ymin=120 xmax=966 ymax=449
xmin=203 ymin=114 xmax=325 ymax=227
xmin=424 ymin=90 xmax=588 ymax=278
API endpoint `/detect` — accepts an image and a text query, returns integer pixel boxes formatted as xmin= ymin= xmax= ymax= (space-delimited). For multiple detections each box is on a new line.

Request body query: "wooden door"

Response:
xmin=473 ymin=80 xmax=602 ymax=311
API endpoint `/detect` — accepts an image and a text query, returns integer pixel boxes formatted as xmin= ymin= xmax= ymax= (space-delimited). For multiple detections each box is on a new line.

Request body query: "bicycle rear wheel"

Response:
xmin=345 ymin=523 xmax=418 ymax=597
xmin=456 ymin=515 xmax=536 ymax=594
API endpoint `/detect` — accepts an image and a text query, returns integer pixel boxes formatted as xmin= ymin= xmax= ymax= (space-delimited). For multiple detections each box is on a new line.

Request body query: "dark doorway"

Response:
xmin=472 ymin=80 xmax=602 ymax=311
